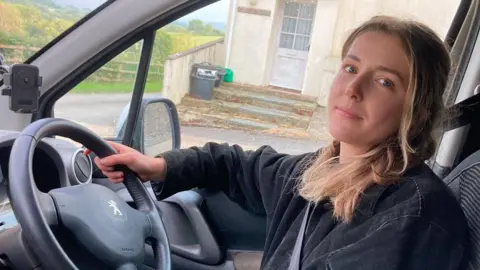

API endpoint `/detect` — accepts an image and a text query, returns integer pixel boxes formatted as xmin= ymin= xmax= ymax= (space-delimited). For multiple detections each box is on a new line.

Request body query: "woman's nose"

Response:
xmin=345 ymin=77 xmax=363 ymax=101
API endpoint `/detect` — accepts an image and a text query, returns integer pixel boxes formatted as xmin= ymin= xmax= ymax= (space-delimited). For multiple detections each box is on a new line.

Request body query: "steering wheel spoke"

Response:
xmin=37 ymin=190 xmax=59 ymax=226
xmin=143 ymin=209 xmax=171 ymax=270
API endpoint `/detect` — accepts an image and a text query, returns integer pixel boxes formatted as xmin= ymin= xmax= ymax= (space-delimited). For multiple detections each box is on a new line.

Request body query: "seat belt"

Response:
xmin=288 ymin=203 xmax=312 ymax=270
xmin=440 ymin=90 xmax=480 ymax=132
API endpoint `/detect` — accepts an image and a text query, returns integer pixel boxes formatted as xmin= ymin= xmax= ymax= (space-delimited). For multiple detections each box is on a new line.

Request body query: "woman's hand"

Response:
xmin=84 ymin=141 xmax=166 ymax=183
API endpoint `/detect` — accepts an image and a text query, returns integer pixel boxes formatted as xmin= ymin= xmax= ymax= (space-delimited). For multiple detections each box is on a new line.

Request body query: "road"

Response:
xmin=54 ymin=93 xmax=326 ymax=154
xmin=55 ymin=93 xmax=152 ymax=127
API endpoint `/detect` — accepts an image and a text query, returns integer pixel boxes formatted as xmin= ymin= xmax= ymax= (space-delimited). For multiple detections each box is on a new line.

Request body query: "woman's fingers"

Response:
xmin=93 ymin=156 xmax=124 ymax=183
xmin=83 ymin=141 xmax=135 ymax=157
xmin=103 ymin=171 xmax=124 ymax=183
xmin=93 ymin=157 xmax=114 ymax=172
xmin=97 ymin=170 xmax=124 ymax=183
xmin=108 ymin=141 xmax=133 ymax=152
xmin=84 ymin=148 xmax=92 ymax=156
xmin=85 ymin=142 xmax=139 ymax=184
xmin=98 ymin=153 xmax=135 ymax=167
xmin=109 ymin=177 xmax=124 ymax=184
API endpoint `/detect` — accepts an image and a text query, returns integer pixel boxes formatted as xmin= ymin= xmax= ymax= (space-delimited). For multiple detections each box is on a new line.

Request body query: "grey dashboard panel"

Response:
xmin=118 ymin=187 xmax=265 ymax=270
xmin=118 ymin=188 xmax=224 ymax=265
xmin=163 ymin=191 xmax=223 ymax=265
xmin=144 ymin=248 xmax=235 ymax=270
xmin=0 ymin=130 xmax=94 ymax=201
xmin=0 ymin=226 xmax=40 ymax=269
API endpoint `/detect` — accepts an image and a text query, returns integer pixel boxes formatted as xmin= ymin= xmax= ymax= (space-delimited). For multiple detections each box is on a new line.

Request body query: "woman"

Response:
xmin=90 ymin=16 xmax=467 ymax=269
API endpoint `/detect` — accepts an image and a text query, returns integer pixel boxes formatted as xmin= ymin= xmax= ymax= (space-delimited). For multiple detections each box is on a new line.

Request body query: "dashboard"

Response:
xmin=0 ymin=130 xmax=232 ymax=270
xmin=0 ymin=130 xmax=93 ymax=230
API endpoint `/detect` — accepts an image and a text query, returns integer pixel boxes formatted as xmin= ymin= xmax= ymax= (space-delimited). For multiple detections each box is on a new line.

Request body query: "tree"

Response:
xmin=0 ymin=2 xmax=24 ymax=34
xmin=164 ymin=24 xmax=187 ymax=33
xmin=213 ymin=29 xmax=224 ymax=36
xmin=203 ymin=24 xmax=214 ymax=36
xmin=148 ymin=30 xmax=173 ymax=83
xmin=188 ymin=19 xmax=205 ymax=34
xmin=152 ymin=30 xmax=173 ymax=62
xmin=169 ymin=32 xmax=196 ymax=54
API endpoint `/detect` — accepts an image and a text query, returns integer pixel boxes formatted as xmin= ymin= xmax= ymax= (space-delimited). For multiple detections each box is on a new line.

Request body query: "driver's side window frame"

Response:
xmin=50 ymin=31 xmax=157 ymax=152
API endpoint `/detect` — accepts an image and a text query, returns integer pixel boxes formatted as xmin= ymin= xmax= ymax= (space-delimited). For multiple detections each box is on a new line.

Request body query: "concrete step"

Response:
xmin=213 ymin=87 xmax=317 ymax=117
xmin=177 ymin=107 xmax=312 ymax=139
xmin=180 ymin=96 xmax=311 ymax=129
xmin=220 ymin=83 xmax=318 ymax=104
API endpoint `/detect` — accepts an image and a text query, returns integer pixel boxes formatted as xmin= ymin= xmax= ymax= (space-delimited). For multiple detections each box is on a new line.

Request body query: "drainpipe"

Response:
xmin=225 ymin=0 xmax=237 ymax=68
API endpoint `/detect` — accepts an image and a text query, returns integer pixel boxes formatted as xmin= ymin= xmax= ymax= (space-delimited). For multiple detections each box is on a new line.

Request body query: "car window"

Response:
xmin=50 ymin=0 xmax=460 ymax=155
xmin=0 ymin=0 xmax=106 ymax=63
xmin=54 ymin=39 xmax=143 ymax=141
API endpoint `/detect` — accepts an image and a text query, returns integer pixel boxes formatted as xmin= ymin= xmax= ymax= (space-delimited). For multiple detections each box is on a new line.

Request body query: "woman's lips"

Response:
xmin=335 ymin=107 xmax=362 ymax=119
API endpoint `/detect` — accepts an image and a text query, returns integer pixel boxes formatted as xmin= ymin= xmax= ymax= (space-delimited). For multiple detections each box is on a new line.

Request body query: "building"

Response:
xmin=222 ymin=0 xmax=460 ymax=106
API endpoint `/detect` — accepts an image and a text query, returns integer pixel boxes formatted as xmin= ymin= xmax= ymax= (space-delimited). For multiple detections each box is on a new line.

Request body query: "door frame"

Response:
xmin=267 ymin=0 xmax=317 ymax=91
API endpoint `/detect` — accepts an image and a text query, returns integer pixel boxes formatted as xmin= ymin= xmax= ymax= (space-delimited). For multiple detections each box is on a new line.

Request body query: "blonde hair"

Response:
xmin=297 ymin=16 xmax=451 ymax=222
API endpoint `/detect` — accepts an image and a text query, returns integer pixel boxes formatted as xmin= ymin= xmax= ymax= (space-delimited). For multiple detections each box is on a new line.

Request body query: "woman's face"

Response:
xmin=328 ymin=31 xmax=410 ymax=148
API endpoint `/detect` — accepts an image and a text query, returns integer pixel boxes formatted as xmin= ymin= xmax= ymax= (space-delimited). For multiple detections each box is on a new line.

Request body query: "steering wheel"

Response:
xmin=7 ymin=118 xmax=171 ymax=270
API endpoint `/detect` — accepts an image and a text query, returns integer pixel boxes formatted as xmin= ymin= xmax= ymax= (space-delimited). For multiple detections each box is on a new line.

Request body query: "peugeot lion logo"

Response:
xmin=108 ymin=200 xmax=123 ymax=216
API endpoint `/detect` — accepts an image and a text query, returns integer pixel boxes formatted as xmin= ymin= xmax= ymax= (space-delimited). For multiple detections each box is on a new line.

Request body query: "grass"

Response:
xmin=72 ymin=81 xmax=163 ymax=94
xmin=166 ymin=32 xmax=223 ymax=45
xmin=190 ymin=36 xmax=223 ymax=45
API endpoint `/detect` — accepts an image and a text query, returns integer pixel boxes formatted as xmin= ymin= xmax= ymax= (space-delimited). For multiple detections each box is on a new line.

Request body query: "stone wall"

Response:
xmin=162 ymin=38 xmax=225 ymax=104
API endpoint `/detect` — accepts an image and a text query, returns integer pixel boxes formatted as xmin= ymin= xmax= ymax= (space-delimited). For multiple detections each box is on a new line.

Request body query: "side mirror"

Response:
xmin=115 ymin=97 xmax=181 ymax=157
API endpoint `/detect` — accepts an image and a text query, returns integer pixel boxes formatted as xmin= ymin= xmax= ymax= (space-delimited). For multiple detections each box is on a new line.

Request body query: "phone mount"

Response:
xmin=1 ymin=64 xmax=42 ymax=114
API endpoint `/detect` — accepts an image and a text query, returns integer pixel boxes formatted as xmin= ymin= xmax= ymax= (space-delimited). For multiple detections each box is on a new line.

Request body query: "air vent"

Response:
xmin=71 ymin=149 xmax=92 ymax=185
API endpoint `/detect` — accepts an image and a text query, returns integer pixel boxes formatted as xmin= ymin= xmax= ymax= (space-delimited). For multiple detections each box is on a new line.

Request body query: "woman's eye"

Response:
xmin=378 ymin=78 xmax=394 ymax=88
xmin=344 ymin=65 xmax=356 ymax=73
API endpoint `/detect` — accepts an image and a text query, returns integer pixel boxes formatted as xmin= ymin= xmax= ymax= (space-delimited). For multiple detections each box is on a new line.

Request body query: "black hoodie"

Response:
xmin=151 ymin=142 xmax=467 ymax=270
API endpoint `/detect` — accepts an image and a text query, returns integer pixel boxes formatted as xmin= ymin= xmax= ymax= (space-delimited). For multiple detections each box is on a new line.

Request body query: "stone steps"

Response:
xmin=177 ymin=108 xmax=313 ymax=139
xmin=221 ymin=83 xmax=317 ymax=103
xmin=213 ymin=87 xmax=317 ymax=117
xmin=177 ymin=83 xmax=320 ymax=138
xmin=179 ymin=96 xmax=311 ymax=129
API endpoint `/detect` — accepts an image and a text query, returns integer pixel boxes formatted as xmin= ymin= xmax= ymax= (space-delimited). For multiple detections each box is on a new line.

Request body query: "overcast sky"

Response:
xmin=51 ymin=0 xmax=229 ymax=23
xmin=180 ymin=0 xmax=229 ymax=23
